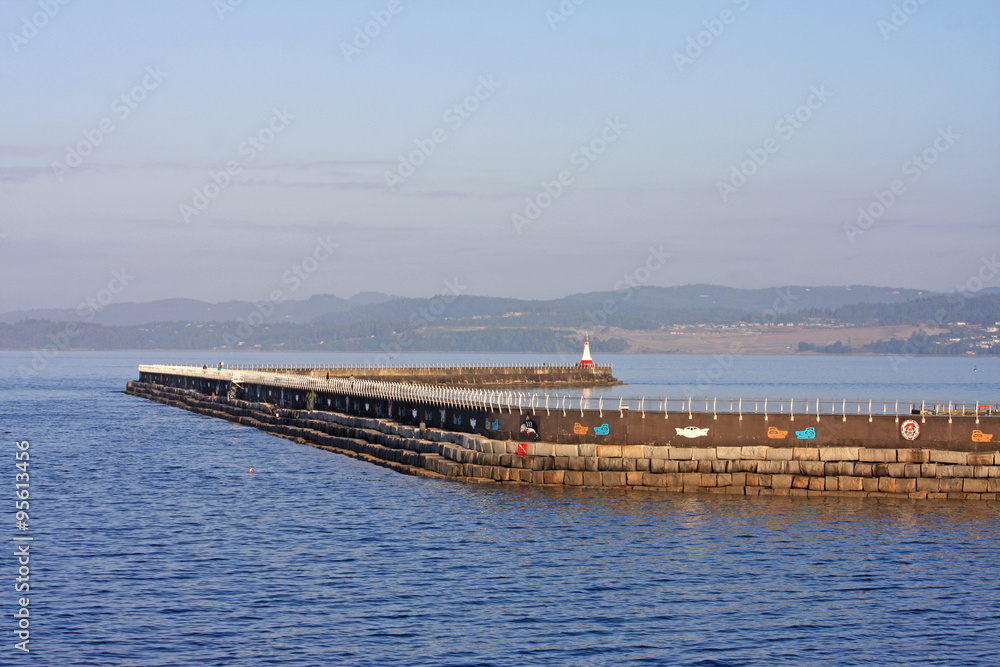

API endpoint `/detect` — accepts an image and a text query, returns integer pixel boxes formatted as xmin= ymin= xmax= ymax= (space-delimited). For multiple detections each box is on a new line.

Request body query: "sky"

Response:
xmin=1 ymin=0 xmax=998 ymax=312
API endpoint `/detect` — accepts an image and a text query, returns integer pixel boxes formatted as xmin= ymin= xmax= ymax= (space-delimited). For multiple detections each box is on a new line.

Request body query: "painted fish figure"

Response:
xmin=675 ymin=426 xmax=709 ymax=438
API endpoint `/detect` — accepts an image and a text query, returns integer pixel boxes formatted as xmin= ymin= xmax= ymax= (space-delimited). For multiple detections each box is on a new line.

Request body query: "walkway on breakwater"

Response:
xmin=221 ymin=362 xmax=621 ymax=388
xmin=125 ymin=380 xmax=1000 ymax=501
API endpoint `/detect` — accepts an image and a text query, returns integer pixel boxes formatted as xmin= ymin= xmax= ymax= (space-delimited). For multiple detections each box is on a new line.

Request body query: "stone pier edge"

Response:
xmin=125 ymin=382 xmax=1000 ymax=501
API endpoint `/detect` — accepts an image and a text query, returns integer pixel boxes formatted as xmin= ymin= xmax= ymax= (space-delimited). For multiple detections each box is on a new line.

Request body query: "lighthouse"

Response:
xmin=579 ymin=335 xmax=594 ymax=367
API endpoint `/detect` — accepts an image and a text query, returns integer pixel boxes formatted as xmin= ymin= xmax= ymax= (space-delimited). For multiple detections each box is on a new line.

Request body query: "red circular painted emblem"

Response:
xmin=900 ymin=419 xmax=921 ymax=441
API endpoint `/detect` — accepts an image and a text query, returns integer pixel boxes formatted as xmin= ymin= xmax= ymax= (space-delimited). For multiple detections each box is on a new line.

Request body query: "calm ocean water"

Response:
xmin=4 ymin=351 xmax=999 ymax=666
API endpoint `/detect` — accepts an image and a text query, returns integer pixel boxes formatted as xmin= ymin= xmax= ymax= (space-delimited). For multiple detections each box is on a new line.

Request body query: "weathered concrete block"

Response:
xmin=621 ymin=445 xmax=644 ymax=459
xmin=952 ymin=465 xmax=974 ymax=478
xmin=716 ymin=446 xmax=742 ymax=460
xmin=917 ymin=477 xmax=941 ymax=493
xmin=820 ymin=447 xmax=860 ymax=461
xmin=682 ymin=472 xmax=702 ymax=487
xmin=920 ymin=463 xmax=937 ymax=478
xmin=626 ymin=471 xmax=644 ymax=486
xmin=701 ymin=473 xmax=718 ymax=487
xmin=642 ymin=473 xmax=666 ymax=487
xmin=741 ymin=446 xmax=768 ymax=460
xmin=597 ymin=445 xmax=621 ymax=458
xmin=859 ymin=448 xmax=896 ymax=462
xmin=896 ymin=478 xmax=917 ymax=493
xmin=862 ymin=477 xmax=879 ymax=493
xmin=897 ymin=449 xmax=929 ymax=463
xmin=564 ymin=470 xmax=583 ymax=486
xmin=669 ymin=447 xmax=694 ymax=460
xmin=826 ymin=477 xmax=840 ymax=491
xmin=650 ymin=458 xmax=667 ymax=474
xmin=583 ymin=471 xmax=603 ymax=486
xmin=903 ymin=464 xmax=922 ymax=478
xmin=765 ymin=448 xmax=794 ymax=461
xmin=731 ymin=472 xmax=746 ymax=487
xmin=839 ymin=476 xmax=863 ymax=492
xmin=602 ymin=472 xmax=627 ymax=487
xmin=697 ymin=460 xmax=714 ymax=473
xmin=975 ymin=466 xmax=994 ymax=478
xmin=553 ymin=456 xmax=568 ymax=470
xmin=939 ymin=478 xmax=964 ymax=493
xmin=989 ymin=478 xmax=1000 ymax=493
xmin=598 ymin=457 xmax=625 ymax=472
xmin=792 ymin=476 xmax=811 ymax=489
xmin=799 ymin=461 xmax=825 ymax=477
xmin=731 ymin=459 xmax=759 ymax=473
xmin=692 ymin=448 xmax=717 ymax=461
xmin=552 ymin=444 xmax=579 ymax=458
xmin=678 ymin=460 xmax=698 ymax=473
xmin=793 ymin=448 xmax=819 ymax=461
xmin=567 ymin=456 xmax=587 ymax=471
xmin=543 ymin=470 xmax=565 ymax=485
xmin=636 ymin=458 xmax=650 ymax=472
xmin=758 ymin=460 xmax=787 ymax=475
xmin=963 ymin=478 xmax=988 ymax=494
xmin=716 ymin=473 xmax=733 ymax=486
xmin=647 ymin=446 xmax=671 ymax=460
xmin=805 ymin=477 xmax=823 ymax=491
xmin=711 ymin=460 xmax=728 ymax=473
xmin=967 ymin=453 xmax=997 ymax=466
xmin=578 ymin=444 xmax=597 ymax=457
xmin=531 ymin=471 xmax=545 ymax=485
xmin=930 ymin=450 xmax=966 ymax=464
xmin=878 ymin=477 xmax=897 ymax=493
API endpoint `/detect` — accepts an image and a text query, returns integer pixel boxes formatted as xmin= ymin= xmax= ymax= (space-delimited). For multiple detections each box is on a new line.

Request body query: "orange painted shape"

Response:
xmin=971 ymin=430 xmax=994 ymax=442
xmin=573 ymin=422 xmax=588 ymax=435
xmin=767 ymin=426 xmax=788 ymax=439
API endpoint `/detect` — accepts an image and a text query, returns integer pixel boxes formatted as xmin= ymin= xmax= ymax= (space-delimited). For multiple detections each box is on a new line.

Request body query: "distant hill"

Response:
xmin=0 ymin=292 xmax=395 ymax=326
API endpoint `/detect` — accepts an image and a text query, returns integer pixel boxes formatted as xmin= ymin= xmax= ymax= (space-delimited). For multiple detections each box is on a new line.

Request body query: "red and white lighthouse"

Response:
xmin=579 ymin=335 xmax=594 ymax=367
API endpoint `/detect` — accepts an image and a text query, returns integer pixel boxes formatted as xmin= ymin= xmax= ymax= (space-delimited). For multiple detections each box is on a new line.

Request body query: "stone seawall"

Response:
xmin=125 ymin=382 xmax=1000 ymax=501
xmin=255 ymin=364 xmax=622 ymax=388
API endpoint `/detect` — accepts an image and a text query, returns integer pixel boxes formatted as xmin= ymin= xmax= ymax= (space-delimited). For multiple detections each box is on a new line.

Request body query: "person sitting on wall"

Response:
xmin=520 ymin=415 xmax=540 ymax=441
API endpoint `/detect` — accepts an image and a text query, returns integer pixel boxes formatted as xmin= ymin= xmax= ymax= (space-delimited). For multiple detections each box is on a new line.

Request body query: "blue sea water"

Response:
xmin=3 ymin=351 xmax=999 ymax=666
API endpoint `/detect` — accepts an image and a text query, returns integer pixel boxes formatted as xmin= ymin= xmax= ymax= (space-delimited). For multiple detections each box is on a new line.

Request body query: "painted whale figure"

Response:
xmin=675 ymin=426 xmax=709 ymax=438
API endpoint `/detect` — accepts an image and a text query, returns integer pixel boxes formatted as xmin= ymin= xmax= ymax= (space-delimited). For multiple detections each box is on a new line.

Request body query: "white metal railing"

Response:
xmin=137 ymin=365 xmax=997 ymax=418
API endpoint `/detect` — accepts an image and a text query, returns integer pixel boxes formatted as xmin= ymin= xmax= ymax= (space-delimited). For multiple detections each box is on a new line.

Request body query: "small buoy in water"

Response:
xmin=249 ymin=468 xmax=255 ymax=473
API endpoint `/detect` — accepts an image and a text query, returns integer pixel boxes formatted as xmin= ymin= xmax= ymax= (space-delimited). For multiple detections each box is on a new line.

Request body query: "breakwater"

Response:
xmin=127 ymin=365 xmax=1000 ymax=500
xmin=232 ymin=362 xmax=620 ymax=388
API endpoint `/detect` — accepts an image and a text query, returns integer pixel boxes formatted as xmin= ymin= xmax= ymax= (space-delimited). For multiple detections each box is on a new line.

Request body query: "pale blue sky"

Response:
xmin=1 ymin=0 xmax=998 ymax=310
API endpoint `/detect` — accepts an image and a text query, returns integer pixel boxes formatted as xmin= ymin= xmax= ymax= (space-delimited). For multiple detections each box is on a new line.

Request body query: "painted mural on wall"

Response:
xmin=675 ymin=426 xmax=709 ymax=438
xmin=972 ymin=429 xmax=994 ymax=442
xmin=900 ymin=419 xmax=921 ymax=441
xmin=593 ymin=424 xmax=610 ymax=435
xmin=573 ymin=423 xmax=588 ymax=435
xmin=795 ymin=427 xmax=816 ymax=440
xmin=767 ymin=427 xmax=788 ymax=439
xmin=520 ymin=415 xmax=540 ymax=441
